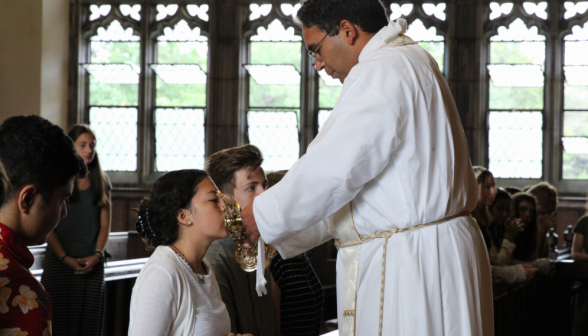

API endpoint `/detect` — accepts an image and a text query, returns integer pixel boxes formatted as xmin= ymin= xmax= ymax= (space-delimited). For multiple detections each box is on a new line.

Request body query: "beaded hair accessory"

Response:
xmin=136 ymin=208 xmax=157 ymax=238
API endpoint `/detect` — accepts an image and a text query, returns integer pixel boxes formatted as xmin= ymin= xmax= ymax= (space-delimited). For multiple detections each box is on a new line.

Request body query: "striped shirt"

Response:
xmin=270 ymin=253 xmax=324 ymax=336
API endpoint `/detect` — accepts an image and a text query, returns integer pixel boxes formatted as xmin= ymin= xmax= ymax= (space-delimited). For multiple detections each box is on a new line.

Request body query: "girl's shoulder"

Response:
xmin=141 ymin=246 xmax=184 ymax=277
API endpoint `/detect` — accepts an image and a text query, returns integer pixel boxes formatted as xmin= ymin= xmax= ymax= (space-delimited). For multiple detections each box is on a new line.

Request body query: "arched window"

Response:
xmin=388 ymin=2 xmax=447 ymax=72
xmin=84 ymin=5 xmax=141 ymax=173
xmin=485 ymin=2 xmax=549 ymax=179
xmin=244 ymin=4 xmax=303 ymax=171
xmin=151 ymin=5 xmax=209 ymax=171
xmin=76 ymin=2 xmax=209 ymax=183
xmin=561 ymin=3 xmax=588 ymax=180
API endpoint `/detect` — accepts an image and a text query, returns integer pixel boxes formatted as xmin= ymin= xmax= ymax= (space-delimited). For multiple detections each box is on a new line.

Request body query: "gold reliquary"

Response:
xmin=217 ymin=191 xmax=277 ymax=272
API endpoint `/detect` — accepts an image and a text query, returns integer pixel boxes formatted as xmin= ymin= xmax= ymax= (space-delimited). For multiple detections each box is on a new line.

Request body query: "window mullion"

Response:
xmin=138 ymin=4 xmax=157 ymax=185
xmin=299 ymin=44 xmax=318 ymax=156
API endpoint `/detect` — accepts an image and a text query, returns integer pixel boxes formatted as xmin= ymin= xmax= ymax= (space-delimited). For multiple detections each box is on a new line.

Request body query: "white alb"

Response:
xmin=253 ymin=19 xmax=494 ymax=335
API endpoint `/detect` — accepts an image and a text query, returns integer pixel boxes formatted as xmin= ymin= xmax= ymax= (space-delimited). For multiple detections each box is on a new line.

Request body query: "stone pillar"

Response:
xmin=206 ymin=0 xmax=247 ymax=157
xmin=446 ymin=0 xmax=486 ymax=166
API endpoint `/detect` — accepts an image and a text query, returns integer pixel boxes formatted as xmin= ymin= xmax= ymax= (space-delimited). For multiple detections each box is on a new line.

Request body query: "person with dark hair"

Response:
xmin=511 ymin=192 xmax=551 ymax=275
xmin=511 ymin=193 xmax=538 ymax=262
xmin=41 ymin=124 xmax=112 ymax=336
xmin=240 ymin=0 xmax=493 ymax=334
xmin=528 ymin=182 xmax=558 ymax=258
xmin=204 ymin=145 xmax=279 ymax=336
xmin=128 ymin=170 xmax=247 ymax=336
xmin=0 ymin=161 xmax=8 ymax=207
xmin=0 ymin=115 xmax=87 ymax=336
xmin=471 ymin=166 xmax=497 ymax=231
xmin=504 ymin=186 xmax=521 ymax=195
xmin=572 ymin=204 xmax=588 ymax=261
xmin=488 ymin=188 xmax=522 ymax=265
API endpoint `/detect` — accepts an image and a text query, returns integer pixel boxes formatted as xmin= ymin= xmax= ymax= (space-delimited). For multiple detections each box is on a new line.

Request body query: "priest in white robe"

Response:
xmin=241 ymin=1 xmax=494 ymax=335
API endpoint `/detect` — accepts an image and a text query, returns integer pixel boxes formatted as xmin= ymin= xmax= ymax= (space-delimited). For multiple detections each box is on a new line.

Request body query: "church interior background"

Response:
xmin=1 ymin=0 xmax=587 ymax=334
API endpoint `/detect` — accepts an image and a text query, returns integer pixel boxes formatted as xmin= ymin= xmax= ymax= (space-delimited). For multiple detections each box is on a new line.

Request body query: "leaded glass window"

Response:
xmin=318 ymin=68 xmax=340 ymax=131
xmin=389 ymin=3 xmax=446 ymax=72
xmin=85 ymin=5 xmax=141 ymax=171
xmin=152 ymin=5 xmax=209 ymax=171
xmin=562 ymin=11 xmax=588 ymax=179
xmin=487 ymin=7 xmax=546 ymax=179
xmin=245 ymin=5 xmax=301 ymax=171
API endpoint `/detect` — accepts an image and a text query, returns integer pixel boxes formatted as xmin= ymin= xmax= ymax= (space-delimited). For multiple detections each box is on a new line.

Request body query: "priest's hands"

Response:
xmin=241 ymin=202 xmax=260 ymax=248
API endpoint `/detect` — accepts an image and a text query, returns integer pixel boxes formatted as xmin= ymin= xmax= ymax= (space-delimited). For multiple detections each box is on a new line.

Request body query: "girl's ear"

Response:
xmin=176 ymin=209 xmax=191 ymax=226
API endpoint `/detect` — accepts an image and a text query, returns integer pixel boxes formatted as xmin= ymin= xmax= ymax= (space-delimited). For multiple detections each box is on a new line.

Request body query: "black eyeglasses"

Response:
xmin=307 ymin=24 xmax=339 ymax=59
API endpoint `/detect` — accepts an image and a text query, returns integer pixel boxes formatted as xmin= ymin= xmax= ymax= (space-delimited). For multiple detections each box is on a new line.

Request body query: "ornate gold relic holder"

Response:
xmin=217 ymin=191 xmax=277 ymax=272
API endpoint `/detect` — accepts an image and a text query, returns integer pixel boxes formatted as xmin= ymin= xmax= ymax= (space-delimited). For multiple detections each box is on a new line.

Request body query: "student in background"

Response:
xmin=266 ymin=170 xmax=324 ymax=336
xmin=527 ymin=182 xmax=558 ymax=258
xmin=205 ymin=145 xmax=279 ymax=335
xmin=0 ymin=115 xmax=87 ymax=335
xmin=41 ymin=125 xmax=112 ymax=336
xmin=572 ymin=202 xmax=588 ymax=262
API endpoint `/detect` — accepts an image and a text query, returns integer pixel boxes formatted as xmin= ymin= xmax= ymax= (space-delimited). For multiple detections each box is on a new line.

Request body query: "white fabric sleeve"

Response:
xmin=255 ymin=76 xmax=401 ymax=245
xmin=128 ymin=265 xmax=177 ymax=336
xmin=490 ymin=239 xmax=516 ymax=266
xmin=273 ymin=220 xmax=334 ymax=259
xmin=493 ymin=264 xmax=526 ymax=284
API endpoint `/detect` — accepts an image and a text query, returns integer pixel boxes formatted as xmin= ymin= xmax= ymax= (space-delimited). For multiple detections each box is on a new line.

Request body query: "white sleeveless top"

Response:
xmin=129 ymin=246 xmax=231 ymax=336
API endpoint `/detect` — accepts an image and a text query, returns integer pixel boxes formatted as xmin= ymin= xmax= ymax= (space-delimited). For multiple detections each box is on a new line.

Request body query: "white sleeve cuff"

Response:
xmin=253 ymin=189 xmax=291 ymax=245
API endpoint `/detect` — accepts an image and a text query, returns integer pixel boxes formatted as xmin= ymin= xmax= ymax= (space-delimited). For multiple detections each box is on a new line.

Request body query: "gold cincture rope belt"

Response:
xmin=334 ymin=211 xmax=470 ymax=336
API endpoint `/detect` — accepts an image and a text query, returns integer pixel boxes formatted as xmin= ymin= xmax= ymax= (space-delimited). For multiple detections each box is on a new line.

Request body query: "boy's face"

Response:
xmin=231 ymin=166 xmax=267 ymax=209
xmin=21 ymin=177 xmax=74 ymax=245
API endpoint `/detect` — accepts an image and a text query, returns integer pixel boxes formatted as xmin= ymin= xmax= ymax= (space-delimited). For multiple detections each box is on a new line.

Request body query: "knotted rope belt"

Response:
xmin=334 ymin=210 xmax=470 ymax=336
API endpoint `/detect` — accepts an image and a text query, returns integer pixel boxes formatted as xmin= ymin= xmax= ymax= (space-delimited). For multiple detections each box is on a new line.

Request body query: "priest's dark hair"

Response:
xmin=295 ymin=0 xmax=389 ymax=35
xmin=135 ymin=169 xmax=209 ymax=250
xmin=0 ymin=115 xmax=87 ymax=205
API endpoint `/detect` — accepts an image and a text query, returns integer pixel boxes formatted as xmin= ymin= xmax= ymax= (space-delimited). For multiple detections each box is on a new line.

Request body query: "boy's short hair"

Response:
xmin=206 ymin=145 xmax=263 ymax=195
xmin=266 ymin=170 xmax=287 ymax=189
xmin=527 ymin=182 xmax=558 ymax=213
xmin=0 ymin=115 xmax=87 ymax=204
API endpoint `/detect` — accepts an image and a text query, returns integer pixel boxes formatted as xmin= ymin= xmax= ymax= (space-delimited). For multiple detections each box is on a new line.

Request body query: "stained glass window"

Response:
xmin=487 ymin=14 xmax=545 ymax=178
xmin=246 ymin=5 xmax=301 ymax=170
xmin=153 ymin=5 xmax=208 ymax=171
xmin=563 ymin=21 xmax=588 ymax=179
xmin=389 ymin=3 xmax=446 ymax=72
xmin=87 ymin=5 xmax=140 ymax=171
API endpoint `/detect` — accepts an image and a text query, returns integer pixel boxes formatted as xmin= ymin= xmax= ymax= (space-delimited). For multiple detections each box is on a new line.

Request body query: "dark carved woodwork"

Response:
xmin=243 ymin=2 xmax=301 ymax=39
xmin=149 ymin=4 xmax=209 ymax=40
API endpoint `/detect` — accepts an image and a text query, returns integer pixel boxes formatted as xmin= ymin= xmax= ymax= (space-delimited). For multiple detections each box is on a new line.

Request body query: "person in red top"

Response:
xmin=0 ymin=115 xmax=87 ymax=335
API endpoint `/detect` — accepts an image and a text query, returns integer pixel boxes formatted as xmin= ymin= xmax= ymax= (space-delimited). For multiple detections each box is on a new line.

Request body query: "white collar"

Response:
xmin=358 ymin=19 xmax=408 ymax=63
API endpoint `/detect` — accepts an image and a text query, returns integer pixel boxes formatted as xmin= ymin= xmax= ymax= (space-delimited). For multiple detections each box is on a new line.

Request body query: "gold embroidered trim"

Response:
xmin=343 ymin=310 xmax=355 ymax=316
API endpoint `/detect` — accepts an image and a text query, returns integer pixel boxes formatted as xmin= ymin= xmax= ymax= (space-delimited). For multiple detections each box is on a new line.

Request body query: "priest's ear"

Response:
xmin=339 ymin=20 xmax=360 ymax=45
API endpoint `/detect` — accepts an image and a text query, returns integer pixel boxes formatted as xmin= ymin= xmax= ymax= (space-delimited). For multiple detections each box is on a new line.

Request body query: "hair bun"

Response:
xmin=136 ymin=200 xmax=156 ymax=239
